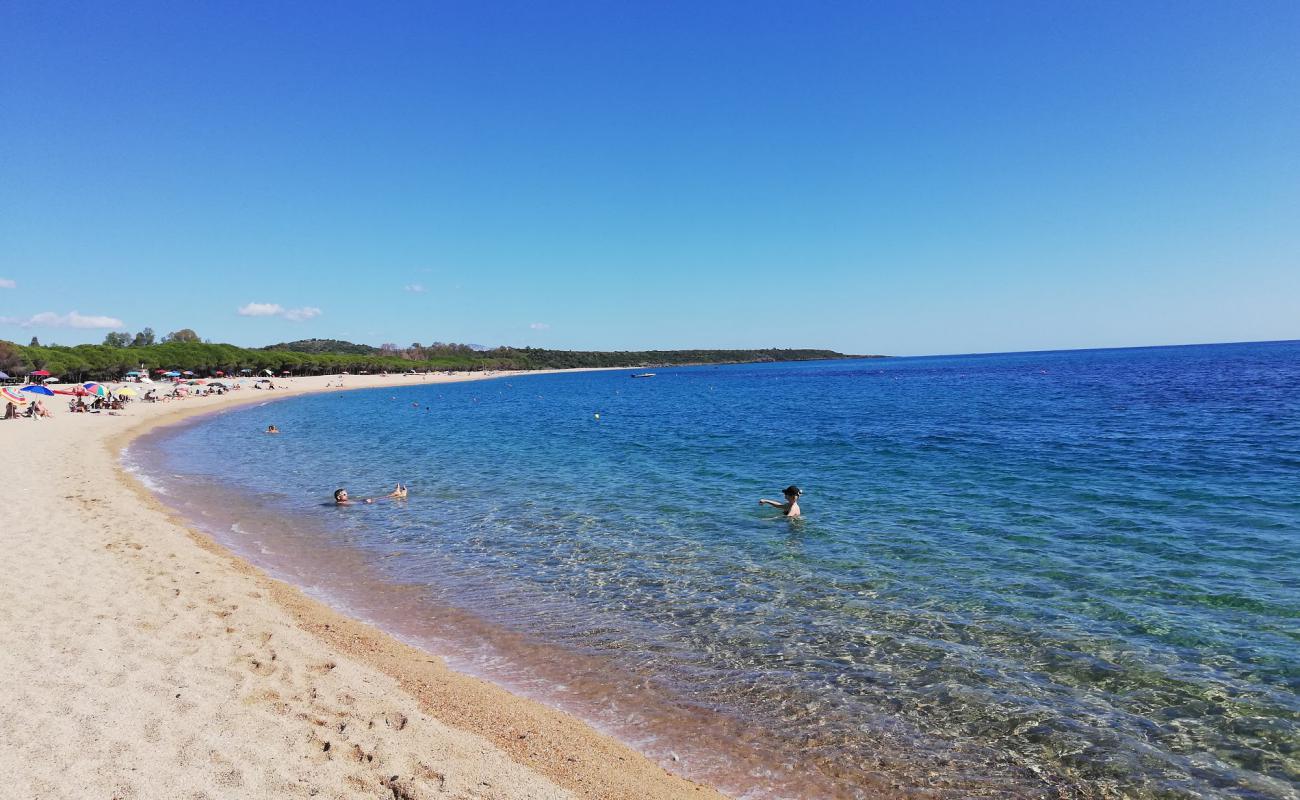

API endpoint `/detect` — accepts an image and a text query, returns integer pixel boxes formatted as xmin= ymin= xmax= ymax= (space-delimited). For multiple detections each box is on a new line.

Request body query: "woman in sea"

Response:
xmin=759 ymin=485 xmax=802 ymax=517
xmin=334 ymin=485 xmax=407 ymax=505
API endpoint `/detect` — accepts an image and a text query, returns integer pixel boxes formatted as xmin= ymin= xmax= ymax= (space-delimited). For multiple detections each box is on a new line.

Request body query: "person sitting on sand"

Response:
xmin=266 ymin=425 xmax=279 ymax=434
xmin=3 ymin=401 xmax=16 ymax=420
xmin=759 ymin=485 xmax=803 ymax=517
xmin=334 ymin=484 xmax=407 ymax=505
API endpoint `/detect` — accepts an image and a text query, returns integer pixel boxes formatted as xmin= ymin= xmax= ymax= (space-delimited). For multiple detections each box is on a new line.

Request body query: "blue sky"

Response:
xmin=1 ymin=2 xmax=1296 ymax=356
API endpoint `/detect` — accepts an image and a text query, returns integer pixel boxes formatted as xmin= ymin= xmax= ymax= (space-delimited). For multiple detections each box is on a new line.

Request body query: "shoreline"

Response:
xmin=2 ymin=371 xmax=727 ymax=799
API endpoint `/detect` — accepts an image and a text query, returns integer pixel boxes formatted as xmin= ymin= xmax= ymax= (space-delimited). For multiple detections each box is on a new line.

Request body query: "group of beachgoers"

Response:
xmin=3 ymin=398 xmax=53 ymax=420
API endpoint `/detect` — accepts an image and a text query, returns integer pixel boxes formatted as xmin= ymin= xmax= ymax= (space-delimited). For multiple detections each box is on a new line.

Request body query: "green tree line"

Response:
xmin=0 ymin=337 xmax=862 ymax=382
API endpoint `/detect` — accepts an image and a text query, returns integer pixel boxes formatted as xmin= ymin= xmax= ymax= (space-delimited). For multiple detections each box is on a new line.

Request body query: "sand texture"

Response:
xmin=0 ymin=373 xmax=725 ymax=800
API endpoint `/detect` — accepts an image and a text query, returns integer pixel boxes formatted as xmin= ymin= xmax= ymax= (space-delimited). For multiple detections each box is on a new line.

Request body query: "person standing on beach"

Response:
xmin=759 ymin=486 xmax=803 ymax=517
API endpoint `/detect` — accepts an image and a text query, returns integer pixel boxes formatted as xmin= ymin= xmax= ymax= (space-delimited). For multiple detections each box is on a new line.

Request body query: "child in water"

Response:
xmin=759 ymin=485 xmax=802 ymax=517
xmin=334 ymin=485 xmax=407 ymax=505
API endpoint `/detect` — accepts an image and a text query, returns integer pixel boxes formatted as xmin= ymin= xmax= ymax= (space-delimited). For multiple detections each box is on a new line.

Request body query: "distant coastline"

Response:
xmin=1 ymin=335 xmax=883 ymax=384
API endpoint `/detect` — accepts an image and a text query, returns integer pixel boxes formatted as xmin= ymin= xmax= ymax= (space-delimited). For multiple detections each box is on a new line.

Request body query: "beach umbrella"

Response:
xmin=0 ymin=371 xmax=9 ymax=379
xmin=124 ymin=370 xmax=141 ymax=376
xmin=182 ymin=370 xmax=195 ymax=376
xmin=42 ymin=376 xmax=59 ymax=383
xmin=164 ymin=371 xmax=181 ymax=377
xmin=1 ymin=387 xmax=28 ymax=404
xmin=240 ymin=368 xmax=253 ymax=374
xmin=154 ymin=368 xmax=169 ymax=373
xmin=20 ymin=385 xmax=55 ymax=396
xmin=117 ymin=388 xmax=138 ymax=397
xmin=29 ymin=370 xmax=50 ymax=377
xmin=214 ymin=370 xmax=224 ymax=376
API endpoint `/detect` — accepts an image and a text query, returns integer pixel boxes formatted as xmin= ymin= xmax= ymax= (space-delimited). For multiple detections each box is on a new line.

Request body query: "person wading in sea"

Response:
xmin=334 ymin=485 xmax=407 ymax=505
xmin=759 ymin=485 xmax=802 ymax=517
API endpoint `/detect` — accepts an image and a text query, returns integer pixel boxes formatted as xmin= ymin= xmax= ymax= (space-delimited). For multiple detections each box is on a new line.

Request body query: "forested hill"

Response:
xmin=0 ymin=337 xmax=875 ymax=383
xmin=262 ymin=338 xmax=379 ymax=355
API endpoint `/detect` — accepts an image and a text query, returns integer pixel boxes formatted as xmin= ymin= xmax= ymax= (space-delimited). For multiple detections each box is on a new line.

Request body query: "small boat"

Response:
xmin=631 ymin=372 xmax=656 ymax=378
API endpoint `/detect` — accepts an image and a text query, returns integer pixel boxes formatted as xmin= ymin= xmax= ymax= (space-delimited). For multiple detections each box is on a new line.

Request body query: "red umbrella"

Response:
xmin=214 ymin=371 xmax=224 ymax=376
xmin=30 ymin=370 xmax=50 ymax=377
xmin=53 ymin=387 xmax=92 ymax=396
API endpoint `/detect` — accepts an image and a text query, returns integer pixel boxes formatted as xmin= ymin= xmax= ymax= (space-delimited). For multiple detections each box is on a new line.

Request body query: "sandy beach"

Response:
xmin=0 ymin=372 xmax=726 ymax=800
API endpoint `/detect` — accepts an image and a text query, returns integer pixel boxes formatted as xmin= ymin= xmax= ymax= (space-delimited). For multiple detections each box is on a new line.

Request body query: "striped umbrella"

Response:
xmin=1 ymin=387 xmax=28 ymax=404
xmin=83 ymin=382 xmax=109 ymax=398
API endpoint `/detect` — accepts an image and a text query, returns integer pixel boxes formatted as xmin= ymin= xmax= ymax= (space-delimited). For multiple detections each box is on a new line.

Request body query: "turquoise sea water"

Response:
xmin=130 ymin=341 xmax=1300 ymax=799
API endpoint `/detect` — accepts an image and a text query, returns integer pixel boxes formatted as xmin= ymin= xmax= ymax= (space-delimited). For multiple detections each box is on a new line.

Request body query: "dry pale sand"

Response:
xmin=0 ymin=373 xmax=727 ymax=800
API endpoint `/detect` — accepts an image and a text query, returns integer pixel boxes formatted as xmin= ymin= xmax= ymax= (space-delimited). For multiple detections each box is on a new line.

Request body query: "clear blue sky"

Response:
xmin=2 ymin=1 xmax=1296 ymax=356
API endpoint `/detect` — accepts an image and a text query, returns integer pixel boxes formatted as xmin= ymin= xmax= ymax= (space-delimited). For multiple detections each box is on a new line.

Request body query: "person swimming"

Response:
xmin=266 ymin=425 xmax=280 ymax=434
xmin=334 ymin=484 xmax=407 ymax=505
xmin=759 ymin=485 xmax=803 ymax=517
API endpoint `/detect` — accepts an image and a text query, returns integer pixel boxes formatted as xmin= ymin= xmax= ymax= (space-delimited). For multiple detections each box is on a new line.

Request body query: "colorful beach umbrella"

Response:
xmin=20 ymin=385 xmax=55 ymax=396
xmin=29 ymin=370 xmax=50 ymax=377
xmin=0 ymin=387 xmax=28 ymax=404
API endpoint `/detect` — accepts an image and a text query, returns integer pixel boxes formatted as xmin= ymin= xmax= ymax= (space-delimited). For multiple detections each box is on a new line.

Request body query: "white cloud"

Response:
xmin=0 ymin=278 xmax=15 ymax=289
xmin=0 ymin=310 xmax=125 ymax=329
xmin=404 ymin=284 xmax=427 ymax=294
xmin=237 ymin=302 xmax=322 ymax=322
xmin=284 ymin=306 xmax=322 ymax=321
xmin=238 ymin=302 xmax=284 ymax=317
xmin=529 ymin=322 xmax=551 ymax=330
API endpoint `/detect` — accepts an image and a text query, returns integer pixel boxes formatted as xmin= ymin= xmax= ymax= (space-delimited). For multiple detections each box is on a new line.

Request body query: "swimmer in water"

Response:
xmin=334 ymin=484 xmax=407 ymax=505
xmin=266 ymin=425 xmax=280 ymax=434
xmin=759 ymin=485 xmax=803 ymax=517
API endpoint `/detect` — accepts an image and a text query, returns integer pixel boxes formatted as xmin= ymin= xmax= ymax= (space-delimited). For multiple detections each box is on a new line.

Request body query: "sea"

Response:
xmin=125 ymin=341 xmax=1300 ymax=799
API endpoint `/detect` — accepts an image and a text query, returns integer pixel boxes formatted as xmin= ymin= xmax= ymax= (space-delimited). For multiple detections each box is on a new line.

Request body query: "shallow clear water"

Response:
xmin=130 ymin=342 xmax=1300 ymax=799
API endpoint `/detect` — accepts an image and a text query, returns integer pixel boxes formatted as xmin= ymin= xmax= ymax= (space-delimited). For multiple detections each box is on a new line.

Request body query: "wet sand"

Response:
xmin=0 ymin=372 xmax=726 ymax=799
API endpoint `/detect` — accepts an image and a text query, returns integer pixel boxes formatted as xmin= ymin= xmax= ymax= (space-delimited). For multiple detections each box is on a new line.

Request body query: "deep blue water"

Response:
xmin=133 ymin=342 xmax=1300 ymax=799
